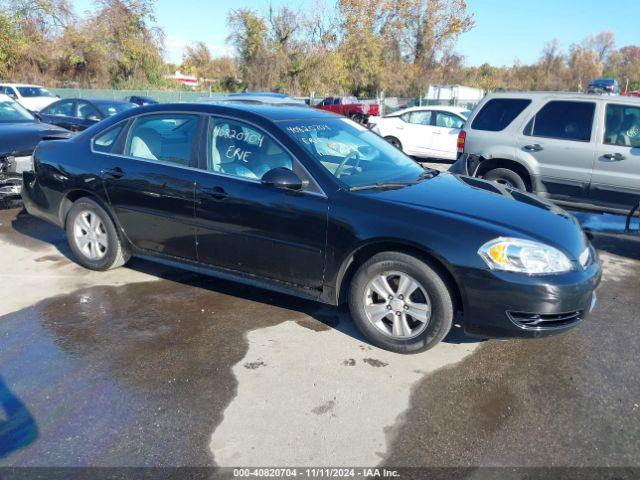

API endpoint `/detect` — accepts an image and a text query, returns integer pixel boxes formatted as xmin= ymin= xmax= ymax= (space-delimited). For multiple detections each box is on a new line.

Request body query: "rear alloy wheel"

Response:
xmin=348 ymin=252 xmax=454 ymax=353
xmin=483 ymin=167 xmax=527 ymax=191
xmin=66 ymin=197 xmax=129 ymax=271
xmin=384 ymin=136 xmax=403 ymax=151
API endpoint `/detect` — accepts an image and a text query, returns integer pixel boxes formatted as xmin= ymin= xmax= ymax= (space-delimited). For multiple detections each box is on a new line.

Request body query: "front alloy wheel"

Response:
xmin=348 ymin=251 xmax=454 ymax=353
xmin=364 ymin=271 xmax=431 ymax=339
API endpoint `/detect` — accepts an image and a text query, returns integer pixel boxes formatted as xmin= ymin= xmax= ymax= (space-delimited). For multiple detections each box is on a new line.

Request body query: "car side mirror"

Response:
xmin=261 ymin=167 xmax=304 ymax=191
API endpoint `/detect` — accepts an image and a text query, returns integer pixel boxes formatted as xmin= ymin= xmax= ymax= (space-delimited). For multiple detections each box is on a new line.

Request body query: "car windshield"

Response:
xmin=16 ymin=86 xmax=55 ymax=98
xmin=281 ymin=117 xmax=426 ymax=188
xmin=97 ymin=102 xmax=135 ymax=117
xmin=460 ymin=110 xmax=471 ymax=118
xmin=0 ymin=99 xmax=36 ymax=122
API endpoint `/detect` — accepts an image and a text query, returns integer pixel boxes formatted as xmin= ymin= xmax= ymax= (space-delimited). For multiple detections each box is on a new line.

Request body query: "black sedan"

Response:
xmin=22 ymin=103 xmax=602 ymax=353
xmin=38 ymin=98 xmax=135 ymax=132
xmin=0 ymin=94 xmax=71 ymax=203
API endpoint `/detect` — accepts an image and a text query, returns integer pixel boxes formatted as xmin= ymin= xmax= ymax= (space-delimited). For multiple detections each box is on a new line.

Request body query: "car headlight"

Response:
xmin=478 ymin=237 xmax=573 ymax=274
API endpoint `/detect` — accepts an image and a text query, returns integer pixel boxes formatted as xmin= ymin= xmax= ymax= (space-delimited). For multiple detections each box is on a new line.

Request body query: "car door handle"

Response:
xmin=602 ymin=153 xmax=626 ymax=161
xmin=102 ymin=167 xmax=124 ymax=179
xmin=202 ymin=186 xmax=228 ymax=200
xmin=524 ymin=144 xmax=543 ymax=152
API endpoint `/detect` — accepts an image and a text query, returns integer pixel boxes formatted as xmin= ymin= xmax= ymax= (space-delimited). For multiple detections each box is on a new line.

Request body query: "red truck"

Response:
xmin=314 ymin=96 xmax=380 ymax=124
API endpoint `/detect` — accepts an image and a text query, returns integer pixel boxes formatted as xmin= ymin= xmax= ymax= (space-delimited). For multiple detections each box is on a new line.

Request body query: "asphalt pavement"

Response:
xmin=0 ymin=198 xmax=639 ymax=469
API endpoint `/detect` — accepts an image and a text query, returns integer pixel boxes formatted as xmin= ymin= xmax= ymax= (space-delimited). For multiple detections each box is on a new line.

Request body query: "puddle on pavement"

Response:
xmin=0 ymin=275 xmax=325 ymax=466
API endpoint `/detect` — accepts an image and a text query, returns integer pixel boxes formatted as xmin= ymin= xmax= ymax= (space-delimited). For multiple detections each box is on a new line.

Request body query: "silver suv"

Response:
xmin=449 ymin=92 xmax=640 ymax=214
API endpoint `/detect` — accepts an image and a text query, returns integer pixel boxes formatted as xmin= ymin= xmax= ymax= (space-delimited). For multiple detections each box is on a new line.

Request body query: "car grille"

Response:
xmin=507 ymin=310 xmax=583 ymax=329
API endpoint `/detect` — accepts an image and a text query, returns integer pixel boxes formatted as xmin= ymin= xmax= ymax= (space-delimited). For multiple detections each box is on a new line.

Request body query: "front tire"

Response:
xmin=483 ymin=167 xmax=527 ymax=191
xmin=348 ymin=252 xmax=454 ymax=354
xmin=66 ymin=197 xmax=129 ymax=271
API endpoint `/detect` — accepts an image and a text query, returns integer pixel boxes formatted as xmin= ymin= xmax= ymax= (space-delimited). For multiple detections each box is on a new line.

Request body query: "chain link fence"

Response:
xmin=48 ymin=88 xmax=220 ymax=103
xmin=47 ymin=89 xmax=482 ymax=114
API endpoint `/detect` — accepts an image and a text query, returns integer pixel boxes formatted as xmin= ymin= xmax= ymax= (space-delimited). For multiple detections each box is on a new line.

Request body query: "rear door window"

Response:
xmin=435 ymin=111 xmax=465 ymax=129
xmin=125 ymin=114 xmax=199 ymax=166
xmin=524 ymin=101 xmax=595 ymax=142
xmin=93 ymin=123 xmax=125 ymax=153
xmin=471 ymin=98 xmax=531 ymax=131
xmin=402 ymin=110 xmax=432 ymax=125
xmin=44 ymin=100 xmax=75 ymax=117
xmin=77 ymin=101 xmax=101 ymax=120
xmin=604 ymin=104 xmax=640 ymax=148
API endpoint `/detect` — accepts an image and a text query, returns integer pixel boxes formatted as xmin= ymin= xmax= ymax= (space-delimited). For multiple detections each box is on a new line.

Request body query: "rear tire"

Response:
xmin=483 ymin=167 xmax=527 ymax=191
xmin=384 ymin=136 xmax=403 ymax=151
xmin=348 ymin=252 xmax=454 ymax=354
xmin=65 ymin=197 xmax=129 ymax=271
xmin=350 ymin=113 xmax=365 ymax=124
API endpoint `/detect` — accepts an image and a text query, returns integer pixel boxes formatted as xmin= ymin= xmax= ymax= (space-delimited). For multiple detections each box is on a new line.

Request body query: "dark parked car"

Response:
xmin=587 ymin=78 xmax=620 ymax=95
xmin=198 ymin=92 xmax=307 ymax=107
xmin=125 ymin=95 xmax=159 ymax=106
xmin=39 ymin=98 xmax=136 ymax=132
xmin=0 ymin=94 xmax=71 ymax=204
xmin=22 ymin=103 xmax=601 ymax=353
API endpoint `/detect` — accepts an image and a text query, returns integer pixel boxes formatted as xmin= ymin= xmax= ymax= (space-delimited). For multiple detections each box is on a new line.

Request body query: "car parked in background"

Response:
xmin=198 ymin=92 xmax=307 ymax=107
xmin=314 ymin=96 xmax=380 ymax=124
xmin=0 ymin=94 xmax=71 ymax=204
xmin=0 ymin=83 xmax=58 ymax=112
xmin=587 ymin=78 xmax=620 ymax=95
xmin=22 ymin=102 xmax=600 ymax=353
xmin=125 ymin=95 xmax=159 ymax=106
xmin=369 ymin=106 xmax=470 ymax=160
xmin=39 ymin=98 xmax=136 ymax=131
xmin=449 ymin=92 xmax=640 ymax=215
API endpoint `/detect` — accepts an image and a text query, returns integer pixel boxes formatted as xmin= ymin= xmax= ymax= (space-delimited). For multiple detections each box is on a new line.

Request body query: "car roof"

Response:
xmin=57 ymin=98 xmax=133 ymax=106
xmin=198 ymin=93 xmax=306 ymax=107
xmin=387 ymin=105 xmax=470 ymax=117
xmin=484 ymin=91 xmax=640 ymax=105
xmin=228 ymin=92 xmax=289 ymax=98
xmin=88 ymin=98 xmax=133 ymax=105
xmin=130 ymin=102 xmax=339 ymax=122
xmin=0 ymin=83 xmax=46 ymax=88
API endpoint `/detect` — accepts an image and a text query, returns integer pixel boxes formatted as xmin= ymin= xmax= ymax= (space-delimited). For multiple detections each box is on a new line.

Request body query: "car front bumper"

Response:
xmin=457 ymin=259 xmax=602 ymax=339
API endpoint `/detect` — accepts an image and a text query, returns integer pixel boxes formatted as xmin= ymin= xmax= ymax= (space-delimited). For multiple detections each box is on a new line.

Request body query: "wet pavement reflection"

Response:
xmin=0 ymin=260 xmax=336 ymax=466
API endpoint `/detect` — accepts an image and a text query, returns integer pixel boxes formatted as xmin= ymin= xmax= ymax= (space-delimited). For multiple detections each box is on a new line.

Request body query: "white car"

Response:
xmin=0 ymin=83 xmax=58 ymax=112
xmin=370 ymin=106 xmax=471 ymax=160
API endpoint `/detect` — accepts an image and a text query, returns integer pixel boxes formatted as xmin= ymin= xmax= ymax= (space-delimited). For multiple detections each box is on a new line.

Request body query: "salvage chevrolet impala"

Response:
xmin=22 ymin=103 xmax=601 ymax=353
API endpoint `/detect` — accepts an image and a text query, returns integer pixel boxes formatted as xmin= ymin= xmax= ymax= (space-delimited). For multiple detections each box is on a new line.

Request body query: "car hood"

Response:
xmin=0 ymin=122 xmax=72 ymax=156
xmin=359 ymin=172 xmax=589 ymax=258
